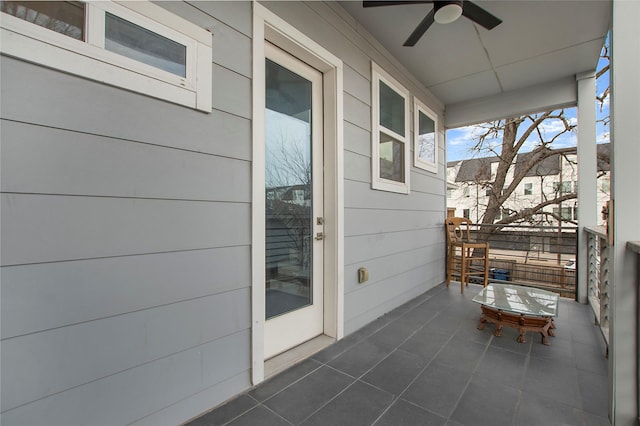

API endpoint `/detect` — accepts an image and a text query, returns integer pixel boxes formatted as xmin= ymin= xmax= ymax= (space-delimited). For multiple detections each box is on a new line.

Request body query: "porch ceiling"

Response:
xmin=338 ymin=0 xmax=611 ymax=127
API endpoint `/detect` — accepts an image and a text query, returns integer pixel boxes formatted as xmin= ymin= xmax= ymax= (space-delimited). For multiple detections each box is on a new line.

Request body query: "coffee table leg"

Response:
xmin=541 ymin=330 xmax=550 ymax=345
xmin=517 ymin=329 xmax=526 ymax=343
xmin=548 ymin=319 xmax=556 ymax=337
xmin=493 ymin=324 xmax=503 ymax=337
xmin=478 ymin=317 xmax=487 ymax=331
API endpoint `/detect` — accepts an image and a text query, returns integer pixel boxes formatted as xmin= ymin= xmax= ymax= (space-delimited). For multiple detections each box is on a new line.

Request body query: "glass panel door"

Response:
xmin=265 ymin=57 xmax=313 ymax=319
xmin=264 ymin=43 xmax=323 ymax=359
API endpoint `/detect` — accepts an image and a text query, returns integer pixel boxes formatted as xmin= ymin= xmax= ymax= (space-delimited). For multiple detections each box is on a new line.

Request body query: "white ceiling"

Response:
xmin=338 ymin=0 xmax=611 ymax=115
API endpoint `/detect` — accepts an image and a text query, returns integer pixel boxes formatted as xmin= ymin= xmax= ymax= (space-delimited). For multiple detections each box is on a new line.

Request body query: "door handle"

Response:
xmin=315 ymin=232 xmax=325 ymax=240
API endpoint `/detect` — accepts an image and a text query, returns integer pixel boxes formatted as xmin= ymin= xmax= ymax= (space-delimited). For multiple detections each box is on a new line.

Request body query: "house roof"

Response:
xmin=454 ymin=156 xmax=494 ymax=182
xmin=338 ymin=1 xmax=611 ymax=127
xmin=514 ymin=151 xmax=562 ymax=177
xmin=449 ymin=143 xmax=610 ymax=182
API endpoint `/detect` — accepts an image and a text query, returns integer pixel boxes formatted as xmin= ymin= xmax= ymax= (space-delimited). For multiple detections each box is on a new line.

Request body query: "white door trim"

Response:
xmin=251 ymin=2 xmax=344 ymax=385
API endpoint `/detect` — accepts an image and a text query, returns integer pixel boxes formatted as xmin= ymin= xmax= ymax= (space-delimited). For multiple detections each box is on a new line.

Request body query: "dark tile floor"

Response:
xmin=187 ymin=283 xmax=610 ymax=426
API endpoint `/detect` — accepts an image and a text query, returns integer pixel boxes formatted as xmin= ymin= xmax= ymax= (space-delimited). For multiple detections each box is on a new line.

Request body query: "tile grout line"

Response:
xmin=370 ymin=297 xmax=472 ymax=425
xmin=290 ymin=289 xmax=454 ymax=425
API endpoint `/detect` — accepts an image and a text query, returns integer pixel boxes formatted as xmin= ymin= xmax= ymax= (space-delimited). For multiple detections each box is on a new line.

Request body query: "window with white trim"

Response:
xmin=414 ymin=98 xmax=438 ymax=173
xmin=0 ymin=0 xmax=212 ymax=111
xmin=371 ymin=62 xmax=410 ymax=194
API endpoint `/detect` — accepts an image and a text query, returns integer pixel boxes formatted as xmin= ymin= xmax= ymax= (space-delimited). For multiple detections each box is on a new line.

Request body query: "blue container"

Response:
xmin=490 ymin=268 xmax=510 ymax=281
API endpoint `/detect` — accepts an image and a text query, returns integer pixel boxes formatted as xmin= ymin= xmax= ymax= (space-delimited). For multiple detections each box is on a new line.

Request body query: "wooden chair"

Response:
xmin=445 ymin=217 xmax=490 ymax=293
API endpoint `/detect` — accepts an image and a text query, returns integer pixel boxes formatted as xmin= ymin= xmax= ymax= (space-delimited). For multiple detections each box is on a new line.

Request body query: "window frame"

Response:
xmin=371 ymin=62 xmax=410 ymax=194
xmin=413 ymin=97 xmax=439 ymax=174
xmin=0 ymin=0 xmax=212 ymax=111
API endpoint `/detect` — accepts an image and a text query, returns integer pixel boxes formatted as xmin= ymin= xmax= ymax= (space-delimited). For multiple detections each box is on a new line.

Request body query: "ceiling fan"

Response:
xmin=362 ymin=0 xmax=502 ymax=46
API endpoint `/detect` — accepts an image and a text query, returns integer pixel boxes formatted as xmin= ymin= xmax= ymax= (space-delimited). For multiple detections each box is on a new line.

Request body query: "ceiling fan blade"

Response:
xmin=461 ymin=1 xmax=502 ymax=30
xmin=363 ymin=1 xmax=433 ymax=7
xmin=403 ymin=9 xmax=435 ymax=46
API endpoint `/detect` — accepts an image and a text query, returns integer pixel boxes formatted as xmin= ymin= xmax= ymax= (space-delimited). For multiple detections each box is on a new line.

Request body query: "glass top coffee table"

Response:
xmin=472 ymin=283 xmax=559 ymax=345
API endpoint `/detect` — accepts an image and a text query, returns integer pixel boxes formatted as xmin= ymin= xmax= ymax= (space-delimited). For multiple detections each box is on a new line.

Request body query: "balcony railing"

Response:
xmin=466 ymin=223 xmax=577 ymax=297
xmin=584 ymin=226 xmax=610 ymax=346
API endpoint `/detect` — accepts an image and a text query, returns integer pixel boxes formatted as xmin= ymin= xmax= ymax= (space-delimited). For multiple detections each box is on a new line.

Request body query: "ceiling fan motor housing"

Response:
xmin=434 ymin=1 xmax=464 ymax=24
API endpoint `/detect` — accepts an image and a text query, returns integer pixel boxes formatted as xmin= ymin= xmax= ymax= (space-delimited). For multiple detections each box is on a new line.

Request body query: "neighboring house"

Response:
xmin=447 ymin=144 xmax=611 ymax=226
xmin=1 ymin=1 xmax=637 ymax=426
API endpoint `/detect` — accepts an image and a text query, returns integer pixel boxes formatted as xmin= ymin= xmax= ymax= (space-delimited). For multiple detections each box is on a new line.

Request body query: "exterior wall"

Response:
xmin=0 ymin=1 xmax=447 ymax=424
xmin=259 ymin=1 xmax=446 ymax=335
xmin=1 ymin=2 xmax=253 ymax=425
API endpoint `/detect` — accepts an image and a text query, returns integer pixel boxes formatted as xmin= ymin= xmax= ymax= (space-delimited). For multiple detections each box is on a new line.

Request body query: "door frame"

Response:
xmin=251 ymin=3 xmax=344 ymax=385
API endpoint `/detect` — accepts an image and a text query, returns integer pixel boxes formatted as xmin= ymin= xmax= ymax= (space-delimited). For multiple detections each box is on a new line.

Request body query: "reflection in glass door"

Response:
xmin=264 ymin=43 xmax=323 ymax=359
xmin=265 ymin=57 xmax=313 ymax=318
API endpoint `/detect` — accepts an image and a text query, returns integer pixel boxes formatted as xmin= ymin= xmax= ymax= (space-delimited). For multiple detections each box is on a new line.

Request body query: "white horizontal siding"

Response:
xmin=343 ymin=92 xmax=370 ymax=131
xmin=1 ymin=2 xmax=255 ymax=423
xmin=156 ymin=1 xmax=252 ymax=78
xmin=211 ymin=63 xmax=251 ymax=119
xmin=344 ymin=245 xmax=444 ymax=294
xmin=344 ymin=121 xmax=370 ymax=157
xmin=1 ymin=331 xmax=251 ymax=426
xmin=343 ymin=64 xmax=371 ymax=105
xmin=345 ymin=180 xmax=445 ymax=211
xmin=345 ymin=228 xmax=444 ymax=266
xmin=0 ymin=57 xmax=251 ymax=160
xmin=1 ymin=194 xmax=250 ymax=266
xmin=2 ymin=246 xmax=250 ymax=338
xmin=1 ymin=120 xmax=250 ymax=202
xmin=2 ymin=288 xmax=250 ymax=411
xmin=345 ymin=208 xmax=442 ymax=237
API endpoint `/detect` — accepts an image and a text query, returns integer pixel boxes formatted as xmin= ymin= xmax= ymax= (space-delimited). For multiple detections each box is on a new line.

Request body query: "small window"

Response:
xmin=553 ymin=207 xmax=573 ymax=221
xmin=104 ymin=12 xmax=187 ymax=77
xmin=485 ymin=188 xmax=492 ymax=196
xmin=553 ymin=181 xmax=572 ymax=195
xmin=1 ymin=1 xmax=85 ymax=40
xmin=1 ymin=0 xmax=212 ymax=111
xmin=371 ymin=62 xmax=410 ymax=194
xmin=463 ymin=186 xmax=470 ymax=197
xmin=414 ymin=98 xmax=438 ymax=173
xmin=463 ymin=209 xmax=470 ymax=219
xmin=524 ymin=182 xmax=533 ymax=195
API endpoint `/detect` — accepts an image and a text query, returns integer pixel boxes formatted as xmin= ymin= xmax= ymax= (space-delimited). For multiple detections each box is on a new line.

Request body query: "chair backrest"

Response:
xmin=445 ymin=217 xmax=472 ymax=244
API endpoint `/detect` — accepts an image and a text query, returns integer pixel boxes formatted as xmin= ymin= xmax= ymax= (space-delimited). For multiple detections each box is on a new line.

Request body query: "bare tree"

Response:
xmin=465 ymin=40 xmax=610 ymax=229
xmin=470 ymin=111 xmax=577 ymax=227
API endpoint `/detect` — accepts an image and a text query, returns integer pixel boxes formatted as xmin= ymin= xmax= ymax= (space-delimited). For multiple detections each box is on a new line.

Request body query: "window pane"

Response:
xmin=379 ymin=132 xmax=404 ymax=182
xmin=417 ymin=110 xmax=435 ymax=164
xmin=379 ymin=80 xmax=405 ymax=136
xmin=105 ymin=12 xmax=186 ymax=77
xmin=264 ymin=59 xmax=314 ymax=319
xmin=524 ymin=182 xmax=532 ymax=195
xmin=1 ymin=1 xmax=85 ymax=40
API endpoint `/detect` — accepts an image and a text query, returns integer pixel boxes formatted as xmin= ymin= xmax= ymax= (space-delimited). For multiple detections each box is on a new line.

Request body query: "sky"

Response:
xmin=445 ymin=45 xmax=610 ymax=163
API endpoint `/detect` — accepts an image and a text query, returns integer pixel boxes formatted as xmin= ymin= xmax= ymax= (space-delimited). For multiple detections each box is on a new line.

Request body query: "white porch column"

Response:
xmin=610 ymin=0 xmax=640 ymax=424
xmin=576 ymin=71 xmax=598 ymax=304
